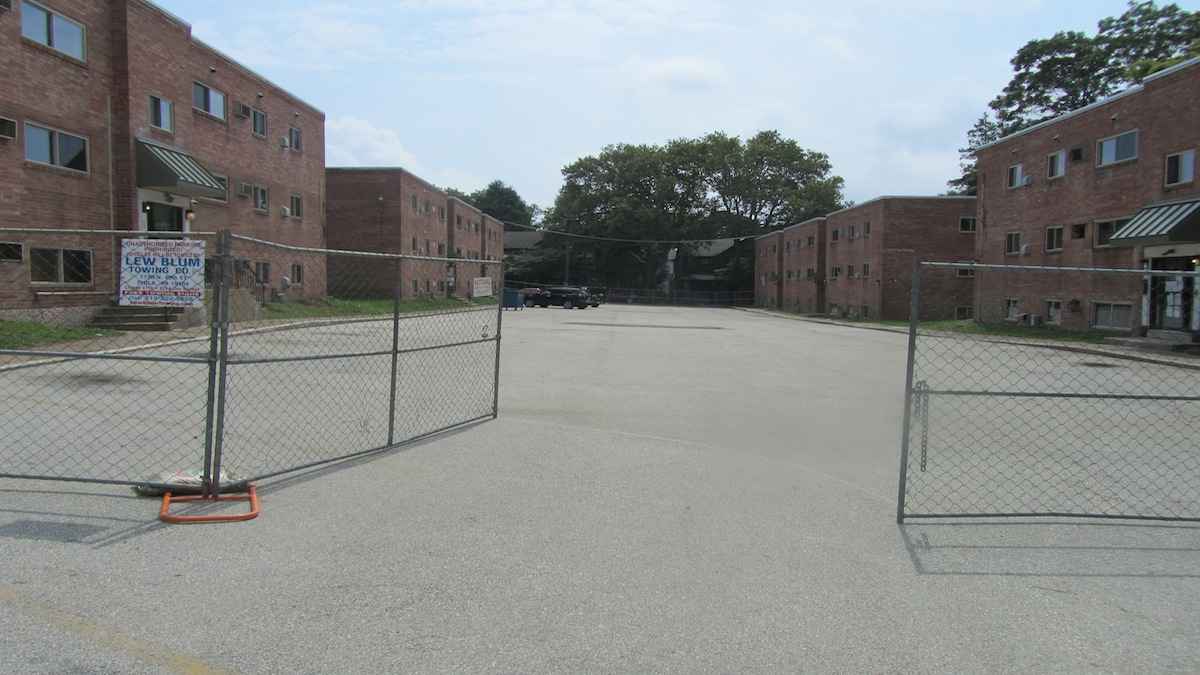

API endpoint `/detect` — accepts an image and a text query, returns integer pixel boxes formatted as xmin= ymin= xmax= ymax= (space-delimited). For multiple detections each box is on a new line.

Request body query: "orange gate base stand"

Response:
xmin=159 ymin=485 xmax=260 ymax=524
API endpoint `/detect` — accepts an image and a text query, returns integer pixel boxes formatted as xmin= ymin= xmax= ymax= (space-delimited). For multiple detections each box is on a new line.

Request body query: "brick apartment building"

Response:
xmin=825 ymin=196 xmax=977 ymax=320
xmin=975 ymin=57 xmax=1200 ymax=336
xmin=0 ymin=0 xmax=325 ymax=323
xmin=779 ymin=217 xmax=826 ymax=314
xmin=325 ymin=168 xmax=451 ymax=299
xmin=326 ymin=172 xmax=503 ymax=300
xmin=754 ymin=230 xmax=783 ymax=308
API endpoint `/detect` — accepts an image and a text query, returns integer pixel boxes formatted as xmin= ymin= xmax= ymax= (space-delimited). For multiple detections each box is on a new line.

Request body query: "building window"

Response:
xmin=1166 ymin=150 xmax=1196 ymax=186
xmin=956 ymin=306 xmax=975 ymax=320
xmin=24 ymin=123 xmax=88 ymax=172
xmin=289 ymin=194 xmax=303 ymax=218
xmin=863 ymin=221 xmax=871 ymax=237
xmin=1005 ymin=232 xmax=1022 ymax=255
xmin=1094 ymin=302 xmax=1133 ymax=329
xmin=411 ymin=237 xmax=418 ymax=252
xmin=959 ymin=217 xmax=976 ymax=233
xmin=288 ymin=126 xmax=303 ymax=151
xmin=786 ymin=270 xmax=793 ymax=280
xmin=861 ymin=305 xmax=869 ymax=319
xmin=831 ymin=265 xmax=841 ymax=279
xmin=21 ymin=1 xmax=86 ymax=61
xmin=1005 ymin=298 xmax=1020 ymax=320
xmin=1045 ymin=226 xmax=1064 ymax=252
xmin=412 ymin=279 xmax=418 ymax=294
xmin=807 ymin=236 xmax=815 ymax=247
xmin=0 ymin=243 xmax=23 ymax=262
xmin=150 ymin=96 xmax=173 ymax=132
xmin=831 ymin=228 xmax=840 ymax=242
xmin=957 ymin=268 xmax=975 ymax=278
xmin=254 ymin=261 xmax=271 ymax=284
xmin=252 ymin=185 xmax=269 ymax=212
xmin=862 ymin=262 xmax=871 ymax=278
xmin=1007 ymin=164 xmax=1025 ymax=188
xmin=1047 ymin=150 xmax=1066 ymax=179
xmin=1095 ymin=219 xmax=1129 ymax=247
xmin=1098 ymin=130 xmax=1138 ymax=166
xmin=437 ymin=242 xmax=445 ymax=255
xmin=31 ymin=248 xmax=91 ymax=284
xmin=848 ymin=225 xmax=856 ymax=239
xmin=290 ymin=263 xmax=304 ymax=285
xmin=425 ymin=279 xmax=431 ymax=293
xmin=806 ymin=268 xmax=815 ymax=280
xmin=192 ymin=82 xmax=226 ymax=120
xmin=1071 ymin=223 xmax=1086 ymax=239
xmin=251 ymin=108 xmax=268 ymax=137
xmin=425 ymin=239 xmax=431 ymax=255
xmin=785 ymin=241 xmax=791 ymax=252
xmin=206 ymin=174 xmax=228 ymax=202
xmin=1045 ymin=300 xmax=1062 ymax=325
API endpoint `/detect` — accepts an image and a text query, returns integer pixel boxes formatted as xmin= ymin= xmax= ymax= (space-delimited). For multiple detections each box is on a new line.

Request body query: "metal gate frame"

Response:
xmin=896 ymin=260 xmax=1200 ymax=523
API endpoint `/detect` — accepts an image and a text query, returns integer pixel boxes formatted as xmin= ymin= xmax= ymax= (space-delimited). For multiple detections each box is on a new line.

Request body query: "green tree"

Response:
xmin=468 ymin=180 xmax=537 ymax=228
xmin=948 ymin=1 xmax=1200 ymax=191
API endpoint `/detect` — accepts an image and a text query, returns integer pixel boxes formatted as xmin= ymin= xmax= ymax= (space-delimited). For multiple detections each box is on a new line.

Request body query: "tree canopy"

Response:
xmin=948 ymin=1 xmax=1200 ymax=194
xmin=510 ymin=130 xmax=845 ymax=288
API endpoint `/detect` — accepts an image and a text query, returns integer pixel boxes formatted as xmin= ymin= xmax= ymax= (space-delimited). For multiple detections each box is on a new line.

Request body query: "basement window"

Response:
xmin=0 ymin=242 xmax=25 ymax=262
xmin=31 ymin=247 xmax=91 ymax=284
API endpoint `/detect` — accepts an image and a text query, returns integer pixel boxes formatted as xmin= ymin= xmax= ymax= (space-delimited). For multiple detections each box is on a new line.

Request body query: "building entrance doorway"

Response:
xmin=1149 ymin=256 xmax=1195 ymax=331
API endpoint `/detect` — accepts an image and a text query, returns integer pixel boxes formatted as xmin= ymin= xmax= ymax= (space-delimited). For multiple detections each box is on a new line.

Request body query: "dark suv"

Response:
xmin=530 ymin=286 xmax=591 ymax=309
xmin=582 ymin=286 xmax=606 ymax=307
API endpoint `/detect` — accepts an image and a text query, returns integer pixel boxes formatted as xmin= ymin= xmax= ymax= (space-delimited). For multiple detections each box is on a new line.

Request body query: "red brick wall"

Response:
xmin=1 ymin=0 xmax=327 ymax=312
xmin=975 ymin=61 xmax=1200 ymax=331
xmin=480 ymin=214 xmax=504 ymax=295
xmin=754 ymin=232 xmax=782 ymax=308
xmin=447 ymin=198 xmax=484 ymax=299
xmin=824 ymin=198 xmax=975 ymax=320
xmin=779 ymin=218 xmax=825 ymax=314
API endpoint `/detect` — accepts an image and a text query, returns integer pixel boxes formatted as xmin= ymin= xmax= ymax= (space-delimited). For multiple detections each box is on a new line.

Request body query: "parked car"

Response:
xmin=582 ymin=286 xmax=607 ymax=307
xmin=529 ymin=286 xmax=591 ymax=309
xmin=520 ymin=287 xmax=548 ymax=307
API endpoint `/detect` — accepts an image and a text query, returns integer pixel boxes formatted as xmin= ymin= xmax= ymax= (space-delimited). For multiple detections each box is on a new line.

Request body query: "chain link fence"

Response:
xmin=0 ymin=228 xmax=501 ymax=495
xmin=898 ymin=261 xmax=1200 ymax=522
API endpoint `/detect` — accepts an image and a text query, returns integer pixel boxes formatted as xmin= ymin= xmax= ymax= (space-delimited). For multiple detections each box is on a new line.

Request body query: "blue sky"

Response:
xmin=156 ymin=0 xmax=1192 ymax=210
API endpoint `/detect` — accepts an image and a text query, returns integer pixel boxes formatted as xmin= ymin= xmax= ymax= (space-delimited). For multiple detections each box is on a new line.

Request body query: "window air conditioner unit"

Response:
xmin=280 ymin=206 xmax=291 ymax=218
xmin=0 ymin=117 xmax=15 ymax=141
xmin=279 ymin=136 xmax=290 ymax=149
xmin=1070 ymin=147 xmax=1084 ymax=162
xmin=1022 ymin=175 xmax=1034 ymax=186
xmin=1020 ymin=244 xmax=1031 ymax=256
xmin=237 ymin=182 xmax=253 ymax=198
xmin=235 ymin=102 xmax=252 ymax=119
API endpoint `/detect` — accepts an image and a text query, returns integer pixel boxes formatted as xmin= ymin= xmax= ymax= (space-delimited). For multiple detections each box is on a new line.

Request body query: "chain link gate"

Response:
xmin=897 ymin=261 xmax=1200 ymax=523
xmin=0 ymin=227 xmax=502 ymax=504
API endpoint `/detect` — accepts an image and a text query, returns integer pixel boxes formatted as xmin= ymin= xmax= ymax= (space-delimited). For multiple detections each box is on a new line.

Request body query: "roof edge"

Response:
xmin=825 ymin=195 xmax=975 ymax=219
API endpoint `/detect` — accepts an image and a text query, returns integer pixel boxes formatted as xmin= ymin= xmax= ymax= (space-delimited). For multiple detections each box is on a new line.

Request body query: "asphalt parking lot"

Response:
xmin=3 ymin=304 xmax=1200 ymax=673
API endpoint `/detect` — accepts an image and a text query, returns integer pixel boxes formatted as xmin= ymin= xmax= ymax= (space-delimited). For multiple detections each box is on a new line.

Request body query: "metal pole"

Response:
xmin=209 ymin=230 xmax=234 ymax=496
xmin=563 ymin=244 xmax=571 ymax=285
xmin=200 ymin=252 xmax=222 ymax=498
xmin=896 ymin=258 xmax=922 ymax=524
xmin=492 ymin=261 xmax=504 ymax=419
xmin=387 ymin=258 xmax=402 ymax=446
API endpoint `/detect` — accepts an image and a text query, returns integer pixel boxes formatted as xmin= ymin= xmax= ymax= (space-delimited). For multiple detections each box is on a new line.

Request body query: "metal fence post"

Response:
xmin=387 ymin=258 xmax=402 ymax=446
xmin=200 ymin=240 xmax=223 ymax=498
xmin=492 ymin=261 xmax=504 ymax=419
xmin=896 ymin=258 xmax=922 ymax=523
xmin=209 ymin=230 xmax=234 ymax=495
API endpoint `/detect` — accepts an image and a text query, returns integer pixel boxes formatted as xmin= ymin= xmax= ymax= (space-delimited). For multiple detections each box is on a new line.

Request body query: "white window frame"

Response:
xmin=288 ymin=126 xmax=303 ymax=151
xmin=862 ymin=262 xmax=871 ymax=278
xmin=1005 ymin=231 xmax=1022 ymax=255
xmin=21 ymin=0 xmax=87 ymax=62
xmin=149 ymin=95 xmax=174 ymax=133
xmin=959 ymin=217 xmax=977 ymax=233
xmin=1165 ymin=149 xmax=1196 ymax=187
xmin=254 ymin=261 xmax=271 ymax=285
xmin=252 ymin=185 xmax=269 ymax=212
xmin=289 ymin=193 xmax=303 ymax=219
xmin=1045 ymin=299 xmax=1063 ymax=325
xmin=192 ymin=81 xmax=227 ymax=121
xmin=29 ymin=246 xmax=93 ymax=285
xmin=0 ymin=242 xmax=25 ymax=263
xmin=290 ymin=263 xmax=304 ymax=285
xmin=1007 ymin=164 xmax=1024 ymax=188
xmin=1047 ymin=149 xmax=1066 ymax=179
xmin=1045 ymin=225 xmax=1064 ymax=253
xmin=831 ymin=265 xmax=841 ymax=279
xmin=251 ymin=108 xmax=268 ymax=138
xmin=1093 ymin=302 xmax=1133 ymax=330
xmin=23 ymin=121 xmax=89 ymax=174
xmin=1097 ymin=129 xmax=1138 ymax=167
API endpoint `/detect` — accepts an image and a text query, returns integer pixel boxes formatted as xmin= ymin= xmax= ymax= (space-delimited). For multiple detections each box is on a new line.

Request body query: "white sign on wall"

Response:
xmin=119 ymin=238 xmax=206 ymax=307
xmin=472 ymin=276 xmax=494 ymax=298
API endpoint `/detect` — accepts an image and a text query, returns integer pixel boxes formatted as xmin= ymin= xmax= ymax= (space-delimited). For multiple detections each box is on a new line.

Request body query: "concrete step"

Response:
xmin=90 ymin=320 xmax=177 ymax=332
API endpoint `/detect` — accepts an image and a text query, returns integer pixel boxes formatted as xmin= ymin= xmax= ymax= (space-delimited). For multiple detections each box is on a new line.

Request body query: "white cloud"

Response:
xmin=638 ymin=57 xmax=729 ymax=90
xmin=325 ymin=117 xmax=486 ymax=192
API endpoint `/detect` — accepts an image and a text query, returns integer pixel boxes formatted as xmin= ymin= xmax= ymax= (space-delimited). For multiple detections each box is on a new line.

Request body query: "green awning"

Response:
xmin=1110 ymin=199 xmax=1200 ymax=246
xmin=136 ymin=141 xmax=226 ymax=199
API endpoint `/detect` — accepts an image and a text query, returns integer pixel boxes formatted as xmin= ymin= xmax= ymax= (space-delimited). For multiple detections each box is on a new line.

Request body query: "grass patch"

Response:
xmin=867 ymin=319 xmax=1111 ymax=344
xmin=0 ymin=319 xmax=118 ymax=349
xmin=261 ymin=296 xmax=496 ymax=320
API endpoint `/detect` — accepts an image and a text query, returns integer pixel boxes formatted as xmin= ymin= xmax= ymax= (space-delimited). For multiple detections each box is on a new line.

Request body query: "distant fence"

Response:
xmin=0 ymin=228 xmax=502 ymax=496
xmin=508 ymin=280 xmax=753 ymax=307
